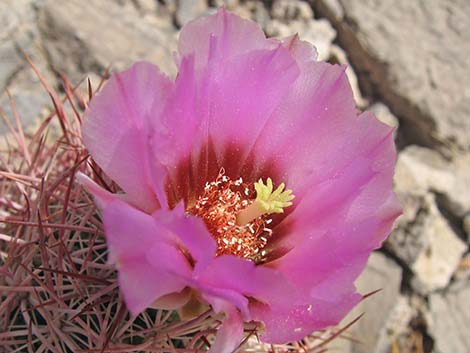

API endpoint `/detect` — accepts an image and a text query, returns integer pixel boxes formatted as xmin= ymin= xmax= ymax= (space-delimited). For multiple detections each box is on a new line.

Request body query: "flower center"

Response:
xmin=187 ymin=169 xmax=294 ymax=260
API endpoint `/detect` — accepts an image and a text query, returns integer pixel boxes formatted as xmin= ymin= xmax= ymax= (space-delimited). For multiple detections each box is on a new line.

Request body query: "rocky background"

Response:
xmin=1 ymin=1 xmax=469 ymax=353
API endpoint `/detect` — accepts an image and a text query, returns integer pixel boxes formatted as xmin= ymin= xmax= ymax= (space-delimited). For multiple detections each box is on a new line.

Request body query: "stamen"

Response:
xmin=187 ymin=170 xmax=274 ymax=259
xmin=236 ymin=178 xmax=295 ymax=226
xmin=187 ymin=171 xmax=294 ymax=260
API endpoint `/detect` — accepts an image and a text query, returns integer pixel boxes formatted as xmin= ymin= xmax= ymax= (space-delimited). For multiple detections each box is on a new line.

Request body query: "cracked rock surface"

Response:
xmin=314 ymin=0 xmax=470 ymax=152
xmin=1 ymin=1 xmax=469 ymax=352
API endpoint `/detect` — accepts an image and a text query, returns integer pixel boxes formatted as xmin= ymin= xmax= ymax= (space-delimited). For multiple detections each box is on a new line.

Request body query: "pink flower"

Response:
xmin=79 ymin=9 xmax=401 ymax=353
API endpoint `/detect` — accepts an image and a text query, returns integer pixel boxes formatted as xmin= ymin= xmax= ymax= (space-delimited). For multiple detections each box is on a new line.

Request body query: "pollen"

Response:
xmin=236 ymin=177 xmax=295 ymax=226
xmin=187 ymin=169 xmax=295 ymax=260
xmin=187 ymin=169 xmax=274 ymax=259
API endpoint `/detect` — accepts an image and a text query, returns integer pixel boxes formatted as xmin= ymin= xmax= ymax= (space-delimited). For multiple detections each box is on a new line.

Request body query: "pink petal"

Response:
xmin=82 ymin=62 xmax=173 ymax=212
xmin=250 ymin=292 xmax=361 ymax=344
xmin=254 ymin=112 xmax=400 ymax=341
xmin=273 ymin=114 xmax=399 ymax=251
xmin=198 ymin=45 xmax=299 ymax=177
xmin=150 ymin=288 xmax=192 ymax=310
xmin=206 ymin=299 xmax=244 ymax=353
xmin=76 ymin=173 xmax=117 ymax=209
xmin=200 ymin=287 xmax=250 ymax=319
xmin=119 ymin=248 xmax=190 ymax=315
xmin=281 ymin=34 xmax=318 ymax=65
xmin=151 ymin=55 xmax=200 ymax=168
xmin=249 ymin=62 xmax=357 ymax=186
xmin=182 ymin=47 xmax=299 ymax=180
xmin=178 ymin=8 xmax=274 ymax=70
xmin=268 ymin=116 xmax=400 ymax=292
xmin=101 ymin=197 xmax=191 ymax=315
xmin=152 ymin=202 xmax=217 ymax=264
xmin=155 ymin=43 xmax=300 ymax=193
xmin=194 ymin=255 xmax=298 ymax=313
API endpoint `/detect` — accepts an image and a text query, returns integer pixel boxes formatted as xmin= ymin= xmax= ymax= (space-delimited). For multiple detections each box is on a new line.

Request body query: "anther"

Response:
xmin=236 ymin=178 xmax=295 ymax=226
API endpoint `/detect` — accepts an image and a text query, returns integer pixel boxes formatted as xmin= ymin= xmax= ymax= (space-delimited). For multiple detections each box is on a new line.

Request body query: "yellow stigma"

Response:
xmin=236 ymin=178 xmax=295 ymax=226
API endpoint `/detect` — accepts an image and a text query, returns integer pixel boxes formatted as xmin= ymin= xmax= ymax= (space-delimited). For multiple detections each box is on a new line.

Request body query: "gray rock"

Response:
xmin=266 ymin=1 xmax=334 ymax=61
xmin=248 ymin=1 xmax=272 ymax=30
xmin=213 ymin=0 xmax=239 ymax=9
xmin=314 ymin=0 xmax=470 ymax=151
xmin=368 ymin=102 xmax=399 ymax=130
xmin=131 ymin=0 xmax=159 ymax=14
xmin=394 ymin=146 xmax=454 ymax=196
xmin=271 ymin=0 xmax=314 ymax=22
xmin=389 ymin=191 xmax=466 ymax=294
xmin=38 ymin=0 xmax=178 ymax=82
xmin=330 ymin=252 xmax=403 ymax=353
xmin=387 ymin=193 xmax=430 ymax=267
xmin=0 ymin=0 xmax=56 ymax=135
xmin=410 ymin=211 xmax=467 ymax=294
xmin=176 ymin=0 xmax=208 ymax=27
xmin=266 ymin=17 xmax=336 ymax=61
xmin=0 ymin=41 xmax=21 ymax=92
xmin=463 ymin=214 xmax=470 ymax=243
xmin=395 ymin=145 xmax=470 ymax=218
xmin=0 ymin=0 xmax=39 ymax=90
xmin=0 ymin=85 xmax=50 ymax=136
xmin=453 ymin=253 xmax=470 ymax=281
xmin=429 ymin=280 xmax=470 ymax=353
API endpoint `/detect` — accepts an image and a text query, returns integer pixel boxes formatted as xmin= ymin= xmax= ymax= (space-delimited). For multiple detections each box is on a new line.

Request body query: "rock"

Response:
xmin=387 ymin=193 xmax=430 ymax=267
xmin=0 ymin=74 xmax=50 ymax=136
xmin=0 ymin=0 xmax=56 ymax=135
xmin=410 ymin=212 xmax=467 ymax=294
xmin=395 ymin=145 xmax=470 ymax=218
xmin=368 ymin=102 xmax=399 ymax=129
xmin=248 ymin=1 xmax=272 ymax=30
xmin=394 ymin=146 xmax=454 ymax=196
xmin=446 ymin=153 xmax=470 ymax=217
xmin=176 ymin=0 xmax=208 ymax=27
xmin=463 ymin=214 xmax=470 ymax=242
xmin=159 ymin=0 xmax=178 ymax=15
xmin=316 ymin=0 xmax=344 ymax=21
xmin=271 ymin=0 xmax=314 ymax=22
xmin=266 ymin=0 xmax=335 ymax=60
xmin=314 ymin=0 xmax=470 ymax=151
xmin=330 ymin=252 xmax=404 ymax=353
xmin=388 ymin=192 xmax=467 ymax=294
xmin=0 ymin=0 xmax=22 ymax=41
xmin=0 ymin=41 xmax=21 ymax=92
xmin=453 ymin=253 xmax=470 ymax=281
xmin=429 ymin=280 xmax=470 ymax=353
xmin=213 ymin=0 xmax=239 ymax=9
xmin=38 ymin=0 xmax=178 ymax=82
xmin=266 ymin=18 xmax=336 ymax=61
xmin=132 ymin=0 xmax=159 ymax=14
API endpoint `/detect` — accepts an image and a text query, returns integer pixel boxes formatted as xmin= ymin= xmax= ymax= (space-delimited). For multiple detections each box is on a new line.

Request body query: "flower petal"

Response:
xmin=101 ymin=197 xmax=191 ymax=315
xmin=178 ymin=8 xmax=273 ymax=70
xmin=156 ymin=43 xmax=300 ymax=198
xmin=250 ymin=292 xmax=361 ymax=343
xmin=273 ymin=113 xmax=399 ymax=252
xmin=206 ymin=299 xmax=244 ymax=353
xmin=256 ymin=113 xmax=400 ymax=342
xmin=76 ymin=173 xmax=117 ymax=209
xmin=153 ymin=202 xmax=217 ymax=264
xmin=119 ymin=248 xmax=190 ymax=315
xmin=249 ymin=62 xmax=357 ymax=185
xmin=151 ymin=288 xmax=192 ymax=310
xmin=199 ymin=45 xmax=299 ymax=177
xmin=83 ymin=62 xmax=173 ymax=212
xmin=194 ymin=255 xmax=298 ymax=313
xmin=281 ymin=34 xmax=318 ymax=65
